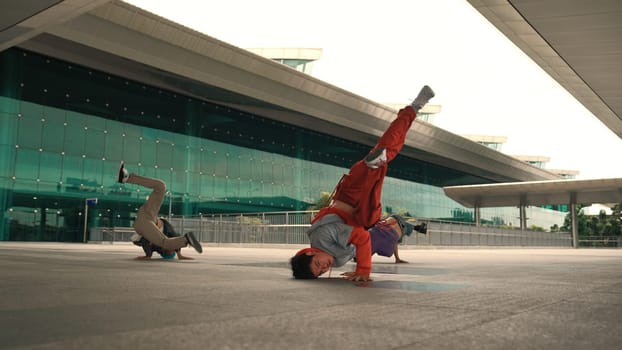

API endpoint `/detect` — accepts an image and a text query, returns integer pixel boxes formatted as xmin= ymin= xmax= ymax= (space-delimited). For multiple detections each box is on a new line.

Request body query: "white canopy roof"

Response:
xmin=444 ymin=177 xmax=622 ymax=208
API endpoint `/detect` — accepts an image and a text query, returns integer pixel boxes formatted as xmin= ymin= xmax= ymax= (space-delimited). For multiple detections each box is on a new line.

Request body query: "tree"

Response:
xmin=451 ymin=208 xmax=473 ymax=223
xmin=560 ymin=203 xmax=622 ymax=236
xmin=306 ymin=191 xmax=333 ymax=210
xmin=491 ymin=216 xmax=505 ymax=226
xmin=384 ymin=207 xmax=412 ymax=218
xmin=560 ymin=205 xmax=588 ymax=235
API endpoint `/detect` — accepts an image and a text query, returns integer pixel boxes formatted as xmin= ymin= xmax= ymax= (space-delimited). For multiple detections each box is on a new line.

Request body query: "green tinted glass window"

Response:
xmin=84 ymin=128 xmax=105 ymax=159
xmin=15 ymin=149 xmax=39 ymax=180
xmin=39 ymin=153 xmax=62 ymax=183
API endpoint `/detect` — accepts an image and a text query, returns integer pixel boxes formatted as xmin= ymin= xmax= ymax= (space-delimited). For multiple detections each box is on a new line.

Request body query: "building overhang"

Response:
xmin=466 ymin=0 xmax=622 ymax=139
xmin=0 ymin=0 xmax=111 ymax=52
xmin=443 ymin=177 xmax=622 ymax=208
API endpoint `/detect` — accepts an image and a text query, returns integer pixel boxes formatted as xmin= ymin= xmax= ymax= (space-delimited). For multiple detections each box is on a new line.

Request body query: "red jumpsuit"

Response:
xmin=310 ymin=106 xmax=418 ymax=277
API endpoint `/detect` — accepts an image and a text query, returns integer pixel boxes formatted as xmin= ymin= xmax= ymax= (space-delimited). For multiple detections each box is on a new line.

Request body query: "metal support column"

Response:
xmin=570 ymin=192 xmax=578 ymax=248
xmin=519 ymin=194 xmax=527 ymax=231
xmin=519 ymin=205 xmax=527 ymax=230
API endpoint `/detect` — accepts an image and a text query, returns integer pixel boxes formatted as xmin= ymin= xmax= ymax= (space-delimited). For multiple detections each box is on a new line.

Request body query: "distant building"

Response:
xmin=547 ymin=169 xmax=580 ymax=179
xmin=462 ymin=135 xmax=507 ymax=152
xmin=512 ymin=155 xmax=550 ymax=169
xmin=251 ymin=49 xmax=448 ymax=124
xmin=464 ymin=137 xmax=580 ymax=178
xmin=246 ymin=48 xmax=322 ymax=74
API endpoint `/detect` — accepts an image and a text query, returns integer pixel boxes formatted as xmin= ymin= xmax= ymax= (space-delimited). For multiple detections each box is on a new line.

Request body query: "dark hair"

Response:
xmin=290 ymin=254 xmax=317 ymax=279
xmin=159 ymin=218 xmax=179 ymax=237
xmin=133 ymin=236 xmax=154 ymax=256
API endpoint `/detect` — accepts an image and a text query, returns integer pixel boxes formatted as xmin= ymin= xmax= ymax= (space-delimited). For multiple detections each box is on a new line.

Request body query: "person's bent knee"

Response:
xmin=152 ymin=179 xmax=166 ymax=193
xmin=133 ymin=218 xmax=150 ymax=232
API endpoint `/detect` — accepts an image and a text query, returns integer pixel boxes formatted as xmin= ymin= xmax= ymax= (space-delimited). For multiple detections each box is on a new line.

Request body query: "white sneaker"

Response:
xmin=411 ymin=85 xmax=435 ymax=111
xmin=364 ymin=148 xmax=387 ymax=169
xmin=117 ymin=161 xmax=129 ymax=183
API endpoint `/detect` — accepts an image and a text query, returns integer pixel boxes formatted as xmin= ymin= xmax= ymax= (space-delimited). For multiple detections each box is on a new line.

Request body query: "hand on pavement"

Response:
xmin=340 ymin=271 xmax=372 ymax=282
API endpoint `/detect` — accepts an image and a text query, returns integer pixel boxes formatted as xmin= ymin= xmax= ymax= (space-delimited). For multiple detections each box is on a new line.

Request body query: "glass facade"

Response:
xmin=0 ymin=48 xmax=565 ymax=242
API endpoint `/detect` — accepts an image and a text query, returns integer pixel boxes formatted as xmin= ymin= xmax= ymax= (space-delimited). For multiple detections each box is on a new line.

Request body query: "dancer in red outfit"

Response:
xmin=290 ymin=86 xmax=434 ymax=281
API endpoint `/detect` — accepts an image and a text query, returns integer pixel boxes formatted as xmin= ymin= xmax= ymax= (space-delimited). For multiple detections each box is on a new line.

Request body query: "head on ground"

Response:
xmin=133 ymin=236 xmax=178 ymax=259
xmin=158 ymin=250 xmax=177 ymax=259
xmin=290 ymin=248 xmax=334 ymax=279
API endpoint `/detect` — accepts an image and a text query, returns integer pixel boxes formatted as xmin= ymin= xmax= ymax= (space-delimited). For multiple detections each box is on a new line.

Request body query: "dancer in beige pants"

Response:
xmin=118 ymin=162 xmax=203 ymax=254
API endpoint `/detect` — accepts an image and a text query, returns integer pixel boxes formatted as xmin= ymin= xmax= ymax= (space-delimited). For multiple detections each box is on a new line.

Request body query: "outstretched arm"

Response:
xmin=136 ymin=240 xmax=153 ymax=259
xmin=342 ymin=227 xmax=372 ymax=282
xmin=394 ymin=244 xmax=408 ymax=264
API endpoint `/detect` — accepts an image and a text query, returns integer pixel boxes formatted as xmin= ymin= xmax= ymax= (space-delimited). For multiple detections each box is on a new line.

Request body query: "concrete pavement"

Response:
xmin=1 ymin=243 xmax=621 ymax=349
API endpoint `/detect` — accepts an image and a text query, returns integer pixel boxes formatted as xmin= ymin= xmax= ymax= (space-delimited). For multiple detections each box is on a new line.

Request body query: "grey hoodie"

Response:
xmin=306 ymin=213 xmax=355 ymax=267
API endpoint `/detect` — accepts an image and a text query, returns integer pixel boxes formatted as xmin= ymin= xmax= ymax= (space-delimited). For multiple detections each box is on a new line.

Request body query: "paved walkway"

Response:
xmin=1 ymin=242 xmax=621 ymax=349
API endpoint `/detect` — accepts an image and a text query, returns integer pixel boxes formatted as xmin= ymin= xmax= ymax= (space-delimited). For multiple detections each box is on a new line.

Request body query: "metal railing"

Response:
xmin=91 ymin=210 xmax=573 ymax=247
xmin=578 ymin=236 xmax=622 ymax=248
xmin=91 ymin=227 xmax=136 ymax=243
xmin=417 ymin=221 xmax=572 ymax=247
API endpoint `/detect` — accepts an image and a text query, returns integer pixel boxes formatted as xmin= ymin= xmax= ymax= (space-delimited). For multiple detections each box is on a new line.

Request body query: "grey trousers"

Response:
xmin=127 ymin=173 xmax=187 ymax=251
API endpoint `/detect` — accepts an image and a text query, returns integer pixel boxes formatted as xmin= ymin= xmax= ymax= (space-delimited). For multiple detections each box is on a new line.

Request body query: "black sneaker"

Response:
xmin=117 ymin=161 xmax=128 ymax=183
xmin=185 ymin=231 xmax=203 ymax=253
xmin=364 ymin=147 xmax=387 ymax=169
xmin=414 ymin=222 xmax=427 ymax=234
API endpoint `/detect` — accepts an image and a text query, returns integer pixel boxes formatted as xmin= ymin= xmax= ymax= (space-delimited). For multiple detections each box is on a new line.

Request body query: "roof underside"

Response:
xmin=444 ymin=177 xmax=622 ymax=207
xmin=467 ymin=0 xmax=622 ymax=139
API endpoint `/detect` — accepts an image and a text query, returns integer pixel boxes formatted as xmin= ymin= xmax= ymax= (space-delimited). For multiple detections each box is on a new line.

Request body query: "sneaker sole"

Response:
xmin=420 ymin=85 xmax=435 ymax=100
xmin=412 ymin=85 xmax=435 ymax=108
xmin=186 ymin=232 xmax=203 ymax=253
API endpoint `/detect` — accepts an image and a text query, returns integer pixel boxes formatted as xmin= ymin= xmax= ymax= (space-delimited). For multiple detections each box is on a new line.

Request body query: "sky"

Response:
xmin=125 ymin=0 xmax=622 ymax=179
